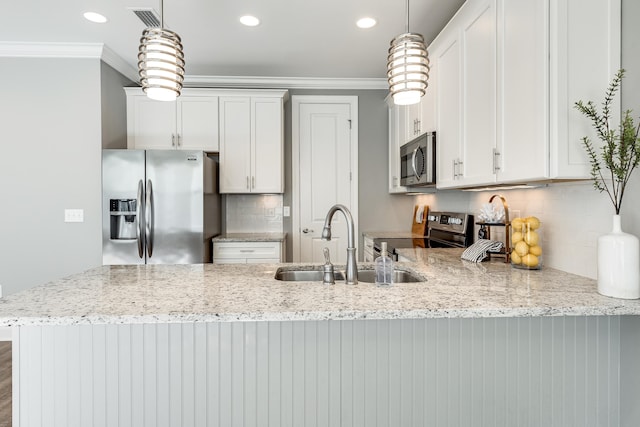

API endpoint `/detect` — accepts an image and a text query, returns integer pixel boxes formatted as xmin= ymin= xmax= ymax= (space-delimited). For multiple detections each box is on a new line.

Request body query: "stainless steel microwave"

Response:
xmin=400 ymin=132 xmax=436 ymax=187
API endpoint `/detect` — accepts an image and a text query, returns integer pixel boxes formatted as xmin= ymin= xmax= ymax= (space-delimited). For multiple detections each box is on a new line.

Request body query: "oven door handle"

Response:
xmin=428 ymin=236 xmax=465 ymax=248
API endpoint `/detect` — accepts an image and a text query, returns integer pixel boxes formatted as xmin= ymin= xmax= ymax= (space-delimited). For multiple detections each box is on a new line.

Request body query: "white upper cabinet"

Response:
xmin=125 ymin=88 xmax=219 ymax=151
xmin=387 ymin=98 xmax=408 ymax=193
xmin=219 ymin=92 xmax=286 ymax=194
xmin=430 ymin=0 xmax=620 ymax=189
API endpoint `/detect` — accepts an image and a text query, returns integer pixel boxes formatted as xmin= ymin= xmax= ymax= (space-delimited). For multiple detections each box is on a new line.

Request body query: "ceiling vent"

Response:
xmin=130 ymin=8 xmax=161 ymax=27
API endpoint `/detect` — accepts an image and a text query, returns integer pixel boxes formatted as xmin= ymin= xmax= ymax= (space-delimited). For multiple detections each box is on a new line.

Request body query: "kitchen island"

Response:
xmin=2 ymin=248 xmax=639 ymax=426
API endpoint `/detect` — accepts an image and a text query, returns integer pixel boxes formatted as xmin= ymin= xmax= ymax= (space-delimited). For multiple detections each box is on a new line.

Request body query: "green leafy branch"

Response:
xmin=574 ymin=69 xmax=640 ymax=215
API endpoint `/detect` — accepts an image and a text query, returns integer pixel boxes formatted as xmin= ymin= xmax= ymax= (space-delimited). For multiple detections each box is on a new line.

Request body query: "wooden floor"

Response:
xmin=0 ymin=341 xmax=11 ymax=427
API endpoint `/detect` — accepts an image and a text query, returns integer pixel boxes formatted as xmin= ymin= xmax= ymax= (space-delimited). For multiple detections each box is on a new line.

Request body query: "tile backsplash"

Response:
xmin=415 ymin=179 xmax=640 ymax=280
xmin=225 ymin=194 xmax=284 ymax=233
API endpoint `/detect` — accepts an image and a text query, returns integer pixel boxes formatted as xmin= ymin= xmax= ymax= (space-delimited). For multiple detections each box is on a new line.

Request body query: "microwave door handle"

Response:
xmin=412 ymin=147 xmax=423 ymax=180
xmin=136 ymin=180 xmax=144 ymax=259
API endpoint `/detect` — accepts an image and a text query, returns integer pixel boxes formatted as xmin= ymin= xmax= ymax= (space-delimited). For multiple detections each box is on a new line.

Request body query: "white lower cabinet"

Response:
xmin=431 ymin=0 xmax=620 ymax=189
xmin=213 ymin=241 xmax=283 ymax=264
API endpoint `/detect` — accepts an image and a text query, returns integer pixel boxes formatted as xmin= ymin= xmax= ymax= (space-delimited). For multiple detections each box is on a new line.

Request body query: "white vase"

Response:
xmin=597 ymin=215 xmax=640 ymax=299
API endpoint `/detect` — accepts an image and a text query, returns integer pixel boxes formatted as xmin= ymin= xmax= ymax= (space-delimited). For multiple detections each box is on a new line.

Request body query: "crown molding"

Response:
xmin=185 ymin=75 xmax=388 ymax=90
xmin=0 ymin=42 xmax=139 ymax=82
xmin=0 ymin=42 xmax=388 ymax=90
xmin=0 ymin=41 xmax=104 ymax=58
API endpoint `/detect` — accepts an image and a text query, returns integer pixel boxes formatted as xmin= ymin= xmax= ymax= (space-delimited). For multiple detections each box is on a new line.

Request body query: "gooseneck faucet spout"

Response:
xmin=321 ymin=204 xmax=358 ymax=285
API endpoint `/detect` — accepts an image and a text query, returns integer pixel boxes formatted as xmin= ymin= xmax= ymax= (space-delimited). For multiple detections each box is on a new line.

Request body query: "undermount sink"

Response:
xmin=355 ymin=269 xmax=423 ymax=283
xmin=274 ymin=268 xmax=344 ymax=282
xmin=274 ymin=267 xmax=424 ymax=283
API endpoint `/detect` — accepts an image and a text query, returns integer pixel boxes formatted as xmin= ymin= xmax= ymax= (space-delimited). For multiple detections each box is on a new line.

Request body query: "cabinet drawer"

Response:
xmin=213 ymin=241 xmax=281 ymax=260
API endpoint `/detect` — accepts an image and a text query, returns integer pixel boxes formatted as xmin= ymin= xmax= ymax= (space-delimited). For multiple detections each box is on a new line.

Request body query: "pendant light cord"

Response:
xmin=160 ymin=0 xmax=164 ymax=28
xmin=405 ymin=0 xmax=409 ymax=33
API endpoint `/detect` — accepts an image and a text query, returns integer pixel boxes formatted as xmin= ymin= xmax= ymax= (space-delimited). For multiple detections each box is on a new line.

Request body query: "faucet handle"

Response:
xmin=322 ymin=247 xmax=335 ymax=285
xmin=323 ymin=247 xmax=331 ymax=264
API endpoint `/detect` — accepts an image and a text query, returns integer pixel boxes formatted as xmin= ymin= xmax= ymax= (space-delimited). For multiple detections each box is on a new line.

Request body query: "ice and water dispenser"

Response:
xmin=110 ymin=199 xmax=138 ymax=240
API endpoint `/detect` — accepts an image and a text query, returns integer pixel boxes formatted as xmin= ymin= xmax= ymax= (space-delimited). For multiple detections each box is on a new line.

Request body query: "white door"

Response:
xmin=293 ymin=96 xmax=358 ymax=263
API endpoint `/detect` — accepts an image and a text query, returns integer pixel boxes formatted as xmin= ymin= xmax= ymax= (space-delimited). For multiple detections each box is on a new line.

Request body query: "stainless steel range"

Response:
xmin=373 ymin=211 xmax=474 ymax=260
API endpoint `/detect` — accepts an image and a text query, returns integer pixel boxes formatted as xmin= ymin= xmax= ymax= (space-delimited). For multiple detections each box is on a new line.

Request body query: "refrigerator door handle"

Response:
xmin=136 ymin=179 xmax=145 ymax=259
xmin=145 ymin=179 xmax=155 ymax=258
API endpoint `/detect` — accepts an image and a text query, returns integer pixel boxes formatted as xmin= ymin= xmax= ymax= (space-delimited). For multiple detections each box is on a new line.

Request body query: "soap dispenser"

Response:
xmin=375 ymin=242 xmax=394 ymax=286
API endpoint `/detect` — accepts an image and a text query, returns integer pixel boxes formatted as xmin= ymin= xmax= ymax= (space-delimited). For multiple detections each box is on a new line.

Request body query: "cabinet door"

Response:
xmin=251 ymin=98 xmax=284 ymax=193
xmin=459 ymin=0 xmax=497 ymax=187
xmin=127 ymin=95 xmax=176 ymax=149
xmin=433 ymin=29 xmax=462 ymax=188
xmin=421 ymin=65 xmax=437 ymax=135
xmin=387 ymin=101 xmax=407 ymax=193
xmin=219 ymin=97 xmax=251 ymax=193
xmin=177 ymin=96 xmax=219 ymax=151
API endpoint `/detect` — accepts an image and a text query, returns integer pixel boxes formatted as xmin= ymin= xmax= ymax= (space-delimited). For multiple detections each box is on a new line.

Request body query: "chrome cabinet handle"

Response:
xmin=136 ymin=180 xmax=144 ymax=259
xmin=246 ymin=176 xmax=249 ymax=190
xmin=302 ymin=228 xmax=314 ymax=234
xmin=171 ymin=134 xmax=176 ymax=147
xmin=239 ymin=249 xmax=255 ymax=253
xmin=145 ymin=179 xmax=154 ymax=258
xmin=177 ymin=134 xmax=182 ymax=147
xmin=252 ymin=176 xmax=255 ymax=189
xmin=458 ymin=160 xmax=463 ymax=178
xmin=493 ymin=149 xmax=501 ymax=172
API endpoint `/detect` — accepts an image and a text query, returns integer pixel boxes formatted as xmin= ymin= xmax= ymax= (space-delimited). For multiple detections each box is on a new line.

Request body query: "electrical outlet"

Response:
xmin=283 ymin=206 xmax=290 ymax=217
xmin=64 ymin=209 xmax=84 ymax=223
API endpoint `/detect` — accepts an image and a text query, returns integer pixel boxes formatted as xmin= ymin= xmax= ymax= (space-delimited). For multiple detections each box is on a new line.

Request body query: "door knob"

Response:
xmin=302 ymin=228 xmax=314 ymax=234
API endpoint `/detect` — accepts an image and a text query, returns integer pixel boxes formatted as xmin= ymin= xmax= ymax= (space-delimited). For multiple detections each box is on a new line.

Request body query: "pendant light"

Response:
xmin=387 ymin=0 xmax=429 ymax=106
xmin=137 ymin=0 xmax=185 ymax=101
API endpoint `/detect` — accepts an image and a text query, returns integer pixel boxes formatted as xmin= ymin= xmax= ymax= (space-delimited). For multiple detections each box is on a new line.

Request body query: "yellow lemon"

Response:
xmin=511 ymin=251 xmax=522 ymax=265
xmin=511 ymin=231 xmax=524 ymax=244
xmin=511 ymin=217 xmax=524 ymax=231
xmin=524 ymin=230 xmax=539 ymax=246
xmin=522 ymin=254 xmax=539 ymax=268
xmin=515 ymin=241 xmax=529 ymax=257
xmin=529 ymin=245 xmax=542 ymax=256
xmin=526 ymin=216 xmax=541 ymax=230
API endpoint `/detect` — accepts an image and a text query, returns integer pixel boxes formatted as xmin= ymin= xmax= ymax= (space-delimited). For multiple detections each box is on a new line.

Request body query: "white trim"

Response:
xmin=186 ymin=75 xmax=387 ymax=90
xmin=0 ymin=42 xmax=388 ymax=90
xmin=0 ymin=41 xmax=139 ymax=82
xmin=291 ymin=95 xmax=359 ymax=262
xmin=100 ymin=45 xmax=139 ymax=82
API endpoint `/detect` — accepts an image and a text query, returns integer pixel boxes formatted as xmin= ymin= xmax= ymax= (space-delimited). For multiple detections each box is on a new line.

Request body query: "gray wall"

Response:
xmin=283 ymin=89 xmax=416 ymax=261
xmin=0 ymin=58 xmax=103 ymax=296
xmin=0 ymin=58 xmax=131 ymax=296
xmin=101 ymin=62 xmax=134 ymax=149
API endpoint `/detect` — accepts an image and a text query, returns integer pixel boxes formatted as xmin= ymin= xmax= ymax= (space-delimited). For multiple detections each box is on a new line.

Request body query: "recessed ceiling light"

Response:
xmin=240 ymin=15 xmax=260 ymax=27
xmin=83 ymin=11 xmax=108 ymax=24
xmin=356 ymin=17 xmax=377 ymax=29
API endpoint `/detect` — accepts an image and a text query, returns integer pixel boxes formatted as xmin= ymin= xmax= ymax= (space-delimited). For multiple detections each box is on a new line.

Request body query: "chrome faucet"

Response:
xmin=321 ymin=204 xmax=357 ymax=285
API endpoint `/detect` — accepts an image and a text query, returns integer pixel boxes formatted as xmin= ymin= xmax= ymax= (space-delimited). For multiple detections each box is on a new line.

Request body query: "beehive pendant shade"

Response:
xmin=137 ymin=0 xmax=185 ymax=101
xmin=387 ymin=0 xmax=429 ymax=105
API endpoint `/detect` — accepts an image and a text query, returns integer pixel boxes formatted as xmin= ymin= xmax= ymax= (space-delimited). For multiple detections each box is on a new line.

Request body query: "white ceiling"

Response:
xmin=0 ymin=0 xmax=465 ymax=85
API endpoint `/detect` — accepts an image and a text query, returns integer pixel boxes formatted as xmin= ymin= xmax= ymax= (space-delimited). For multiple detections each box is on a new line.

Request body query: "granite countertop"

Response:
xmin=212 ymin=232 xmax=286 ymax=242
xmin=1 ymin=248 xmax=639 ymax=327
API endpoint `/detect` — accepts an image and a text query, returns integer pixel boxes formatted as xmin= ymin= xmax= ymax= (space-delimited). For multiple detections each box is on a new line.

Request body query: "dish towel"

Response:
xmin=461 ymin=239 xmax=504 ymax=262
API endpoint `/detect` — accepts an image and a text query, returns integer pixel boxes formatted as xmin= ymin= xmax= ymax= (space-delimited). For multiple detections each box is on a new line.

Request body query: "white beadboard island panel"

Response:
xmin=15 ymin=317 xmax=621 ymax=427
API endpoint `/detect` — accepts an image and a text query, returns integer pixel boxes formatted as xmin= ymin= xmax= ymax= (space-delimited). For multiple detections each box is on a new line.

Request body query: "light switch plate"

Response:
xmin=283 ymin=206 xmax=290 ymax=217
xmin=64 ymin=209 xmax=84 ymax=223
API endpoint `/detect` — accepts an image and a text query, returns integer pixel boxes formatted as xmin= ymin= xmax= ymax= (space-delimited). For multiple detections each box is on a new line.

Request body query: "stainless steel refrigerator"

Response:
xmin=102 ymin=149 xmax=221 ymax=265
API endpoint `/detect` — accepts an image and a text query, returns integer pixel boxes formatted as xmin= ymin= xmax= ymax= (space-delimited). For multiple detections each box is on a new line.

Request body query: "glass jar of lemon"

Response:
xmin=510 ymin=216 xmax=542 ymax=270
